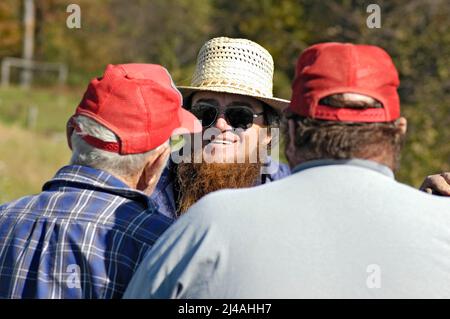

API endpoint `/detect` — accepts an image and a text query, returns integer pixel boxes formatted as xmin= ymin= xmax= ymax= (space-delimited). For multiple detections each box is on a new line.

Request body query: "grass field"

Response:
xmin=0 ymin=122 xmax=70 ymax=203
xmin=0 ymin=86 xmax=81 ymax=203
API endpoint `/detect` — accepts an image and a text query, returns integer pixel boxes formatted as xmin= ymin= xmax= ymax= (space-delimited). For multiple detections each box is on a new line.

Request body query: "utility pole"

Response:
xmin=20 ymin=0 xmax=35 ymax=88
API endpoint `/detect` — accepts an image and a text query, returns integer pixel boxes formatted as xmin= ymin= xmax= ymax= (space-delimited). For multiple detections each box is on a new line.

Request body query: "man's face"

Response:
xmin=176 ymin=92 xmax=273 ymax=215
xmin=191 ymin=91 xmax=271 ymax=164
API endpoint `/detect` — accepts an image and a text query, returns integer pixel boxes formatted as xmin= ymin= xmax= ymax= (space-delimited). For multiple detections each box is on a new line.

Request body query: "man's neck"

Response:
xmin=292 ymin=158 xmax=395 ymax=179
xmin=291 ymin=155 xmax=395 ymax=173
xmin=111 ymin=172 xmax=139 ymax=190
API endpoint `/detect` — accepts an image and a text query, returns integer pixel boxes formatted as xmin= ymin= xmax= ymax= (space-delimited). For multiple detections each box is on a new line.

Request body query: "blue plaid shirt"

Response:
xmin=0 ymin=165 xmax=173 ymax=299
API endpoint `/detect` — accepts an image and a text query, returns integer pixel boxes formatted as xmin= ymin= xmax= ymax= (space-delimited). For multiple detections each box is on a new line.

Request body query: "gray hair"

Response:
xmin=70 ymin=115 xmax=162 ymax=177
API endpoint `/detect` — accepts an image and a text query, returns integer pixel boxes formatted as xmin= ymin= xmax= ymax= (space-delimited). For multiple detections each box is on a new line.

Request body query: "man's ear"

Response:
xmin=145 ymin=143 xmax=170 ymax=166
xmin=136 ymin=143 xmax=171 ymax=195
xmin=395 ymin=117 xmax=407 ymax=135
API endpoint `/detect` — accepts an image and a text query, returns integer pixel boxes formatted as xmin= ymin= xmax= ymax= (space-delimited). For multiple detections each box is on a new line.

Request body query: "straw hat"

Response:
xmin=178 ymin=37 xmax=290 ymax=111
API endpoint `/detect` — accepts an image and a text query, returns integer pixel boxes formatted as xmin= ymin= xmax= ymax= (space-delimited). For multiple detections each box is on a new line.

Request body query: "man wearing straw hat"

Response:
xmin=124 ymin=43 xmax=450 ymax=298
xmin=151 ymin=37 xmax=291 ymax=217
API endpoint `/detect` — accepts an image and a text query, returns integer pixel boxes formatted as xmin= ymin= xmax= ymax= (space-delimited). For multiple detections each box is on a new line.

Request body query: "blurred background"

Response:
xmin=0 ymin=0 xmax=449 ymax=203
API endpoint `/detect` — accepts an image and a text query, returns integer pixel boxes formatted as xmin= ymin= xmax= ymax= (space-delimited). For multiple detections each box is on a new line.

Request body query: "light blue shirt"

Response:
xmin=291 ymin=158 xmax=395 ymax=178
xmin=124 ymin=159 xmax=450 ymax=298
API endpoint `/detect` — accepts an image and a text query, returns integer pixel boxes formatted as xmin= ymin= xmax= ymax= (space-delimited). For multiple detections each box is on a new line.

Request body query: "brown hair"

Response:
xmin=284 ymin=93 xmax=405 ymax=170
xmin=284 ymin=116 xmax=405 ymax=170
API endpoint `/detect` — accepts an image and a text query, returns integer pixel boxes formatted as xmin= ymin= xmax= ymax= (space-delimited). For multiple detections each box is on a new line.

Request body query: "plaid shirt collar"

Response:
xmin=42 ymin=165 xmax=155 ymax=210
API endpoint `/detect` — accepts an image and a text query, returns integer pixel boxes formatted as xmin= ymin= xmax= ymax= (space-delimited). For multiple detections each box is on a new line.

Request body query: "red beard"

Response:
xmin=175 ymin=161 xmax=262 ymax=216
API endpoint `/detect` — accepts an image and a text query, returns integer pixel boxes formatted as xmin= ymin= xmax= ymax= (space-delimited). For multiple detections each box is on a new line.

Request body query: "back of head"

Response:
xmin=66 ymin=63 xmax=201 ymax=181
xmin=69 ymin=115 xmax=156 ymax=177
xmin=285 ymin=43 xmax=405 ymax=171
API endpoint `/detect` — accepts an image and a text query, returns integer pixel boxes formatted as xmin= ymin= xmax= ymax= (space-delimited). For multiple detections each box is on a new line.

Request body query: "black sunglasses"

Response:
xmin=190 ymin=103 xmax=264 ymax=130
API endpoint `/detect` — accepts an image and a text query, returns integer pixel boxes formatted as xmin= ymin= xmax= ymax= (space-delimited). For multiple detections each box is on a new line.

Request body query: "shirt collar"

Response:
xmin=43 ymin=165 xmax=156 ymax=209
xmin=291 ymin=158 xmax=395 ymax=179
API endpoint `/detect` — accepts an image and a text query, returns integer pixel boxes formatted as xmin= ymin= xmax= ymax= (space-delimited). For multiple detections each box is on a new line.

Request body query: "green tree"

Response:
xmin=0 ymin=0 xmax=21 ymax=57
xmin=212 ymin=0 xmax=309 ymax=99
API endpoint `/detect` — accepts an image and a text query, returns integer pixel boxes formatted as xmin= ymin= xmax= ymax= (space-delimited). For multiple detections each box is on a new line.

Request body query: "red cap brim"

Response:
xmin=177 ymin=108 xmax=202 ymax=134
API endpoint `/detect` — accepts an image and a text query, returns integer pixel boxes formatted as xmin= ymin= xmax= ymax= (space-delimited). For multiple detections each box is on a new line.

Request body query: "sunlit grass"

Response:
xmin=0 ymin=86 xmax=79 ymax=203
xmin=0 ymin=86 xmax=82 ymax=134
xmin=0 ymin=122 xmax=71 ymax=203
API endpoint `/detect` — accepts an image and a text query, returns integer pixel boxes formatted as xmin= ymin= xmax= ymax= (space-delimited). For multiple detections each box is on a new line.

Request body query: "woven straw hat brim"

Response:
xmin=178 ymin=86 xmax=290 ymax=111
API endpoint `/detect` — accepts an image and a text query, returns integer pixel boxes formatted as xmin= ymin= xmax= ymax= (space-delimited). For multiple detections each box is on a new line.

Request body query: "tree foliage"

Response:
xmin=0 ymin=0 xmax=449 ymax=186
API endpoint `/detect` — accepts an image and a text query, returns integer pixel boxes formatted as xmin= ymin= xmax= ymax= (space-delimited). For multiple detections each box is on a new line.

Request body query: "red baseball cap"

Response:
xmin=288 ymin=42 xmax=400 ymax=122
xmin=67 ymin=63 xmax=201 ymax=154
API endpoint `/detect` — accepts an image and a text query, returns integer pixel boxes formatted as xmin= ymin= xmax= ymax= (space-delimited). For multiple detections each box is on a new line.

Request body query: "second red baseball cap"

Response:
xmin=67 ymin=63 xmax=201 ymax=154
xmin=288 ymin=42 xmax=400 ymax=122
